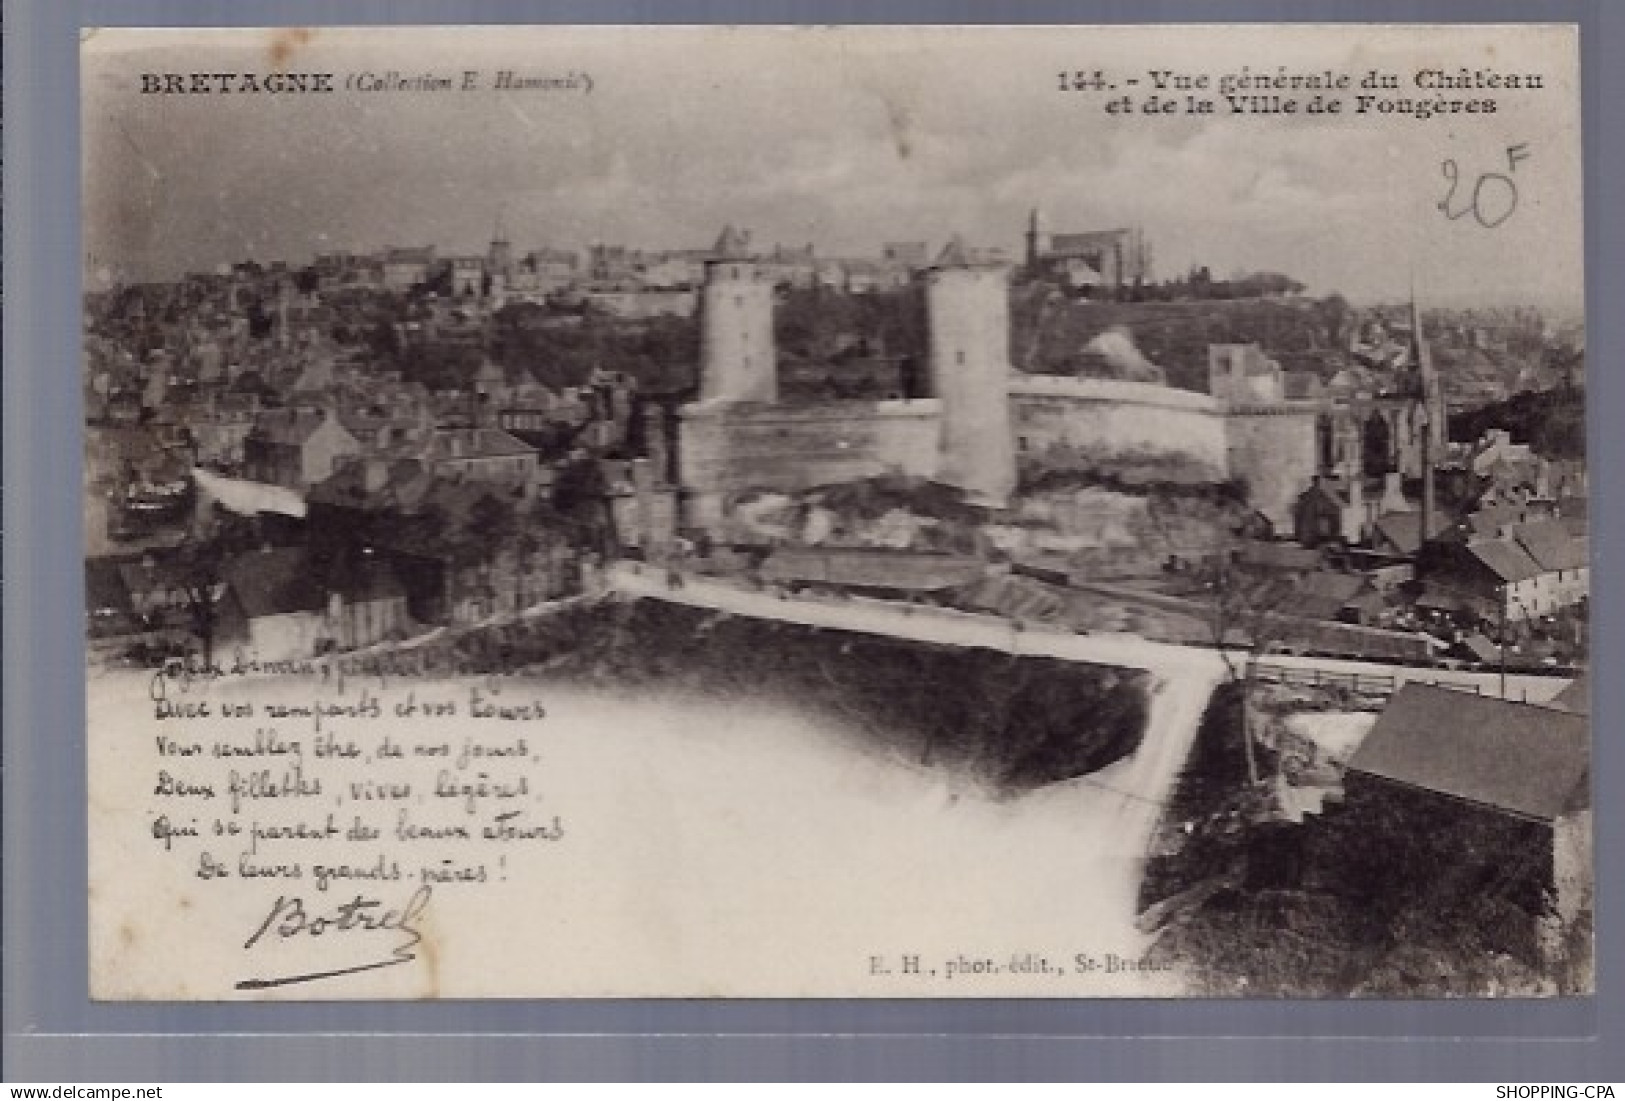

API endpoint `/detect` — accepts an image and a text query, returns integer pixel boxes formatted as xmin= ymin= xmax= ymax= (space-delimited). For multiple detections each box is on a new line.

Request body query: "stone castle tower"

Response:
xmin=699 ymin=225 xmax=777 ymax=405
xmin=926 ymin=237 xmax=1016 ymax=505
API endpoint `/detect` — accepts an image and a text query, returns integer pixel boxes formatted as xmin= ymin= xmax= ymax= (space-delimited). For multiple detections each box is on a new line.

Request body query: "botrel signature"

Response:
xmin=235 ymin=884 xmax=433 ymax=990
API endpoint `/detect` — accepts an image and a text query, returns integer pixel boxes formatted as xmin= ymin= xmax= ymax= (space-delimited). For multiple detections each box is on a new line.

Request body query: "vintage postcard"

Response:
xmin=82 ymin=24 xmax=1589 ymax=999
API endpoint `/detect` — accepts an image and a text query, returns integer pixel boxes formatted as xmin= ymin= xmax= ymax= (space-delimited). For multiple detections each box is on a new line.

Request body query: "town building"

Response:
xmin=882 ymin=241 xmax=929 ymax=267
xmin=213 ymin=546 xmax=410 ymax=660
xmin=382 ymin=247 xmax=436 ymax=291
xmin=1345 ymin=683 xmax=1591 ymax=950
xmin=241 ymin=409 xmax=364 ymax=490
xmin=582 ymin=287 xmax=699 ymax=319
xmin=1024 ymin=210 xmax=1151 ymax=294
xmin=449 ymin=256 xmax=487 ymax=298
xmin=1293 ymin=473 xmax=1412 ymax=548
xmin=509 ymin=247 xmax=581 ymax=295
xmin=1208 ymin=344 xmax=1285 ymax=404
xmin=1422 ymin=519 xmax=1589 ymax=620
xmin=419 ymin=426 xmax=541 ymax=490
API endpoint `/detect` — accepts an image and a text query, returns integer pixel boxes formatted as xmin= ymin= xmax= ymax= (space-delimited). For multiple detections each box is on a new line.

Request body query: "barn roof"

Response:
xmin=1547 ymin=673 xmax=1591 ymax=717
xmin=1349 ymin=683 xmax=1589 ymax=822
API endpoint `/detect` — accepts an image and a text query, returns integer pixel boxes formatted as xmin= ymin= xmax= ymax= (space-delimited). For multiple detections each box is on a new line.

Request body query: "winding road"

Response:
xmin=606 ymin=562 xmax=1572 ymax=860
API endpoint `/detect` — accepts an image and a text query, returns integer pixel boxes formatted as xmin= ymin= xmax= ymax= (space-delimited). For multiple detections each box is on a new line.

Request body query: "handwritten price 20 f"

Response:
xmin=1439 ymin=144 xmax=1529 ymax=228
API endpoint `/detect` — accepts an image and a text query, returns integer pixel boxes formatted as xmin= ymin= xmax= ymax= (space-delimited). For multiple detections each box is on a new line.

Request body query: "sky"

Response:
xmin=83 ymin=25 xmax=1585 ymax=308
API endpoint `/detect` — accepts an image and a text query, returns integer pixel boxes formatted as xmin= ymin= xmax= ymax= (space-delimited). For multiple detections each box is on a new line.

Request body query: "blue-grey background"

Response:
xmin=5 ymin=0 xmax=1619 ymax=1081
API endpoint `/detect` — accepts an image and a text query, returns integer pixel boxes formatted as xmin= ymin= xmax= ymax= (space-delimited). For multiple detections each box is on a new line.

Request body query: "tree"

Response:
xmin=553 ymin=456 xmax=619 ymax=555
xmin=366 ymin=316 xmax=402 ymax=360
xmin=399 ymin=343 xmax=482 ymax=393
xmin=468 ymin=493 xmax=519 ymax=543
xmin=245 ymin=298 xmax=275 ymax=340
xmin=1196 ymin=546 xmax=1297 ymax=787
xmin=1127 ymin=497 xmax=1293 ymax=774
xmin=166 ymin=505 xmax=259 ymax=667
xmin=1316 ymin=293 xmax=1351 ymax=348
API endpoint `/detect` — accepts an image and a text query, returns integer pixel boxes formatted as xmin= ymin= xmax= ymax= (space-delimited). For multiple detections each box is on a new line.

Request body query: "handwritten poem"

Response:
xmin=89 ymin=649 xmax=1194 ymax=1000
xmin=92 ymin=658 xmax=566 ymax=997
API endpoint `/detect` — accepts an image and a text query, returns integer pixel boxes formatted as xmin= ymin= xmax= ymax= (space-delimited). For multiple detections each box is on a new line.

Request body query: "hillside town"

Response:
xmin=84 ymin=217 xmax=1587 ymax=680
xmin=83 ymin=214 xmax=1591 ymax=994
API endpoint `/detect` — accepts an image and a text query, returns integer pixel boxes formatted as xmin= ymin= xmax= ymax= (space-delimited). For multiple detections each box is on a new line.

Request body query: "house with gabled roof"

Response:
xmin=1294 ymin=570 xmax=1378 ymax=624
xmin=214 ymin=546 xmax=410 ymax=659
xmin=214 ymin=546 xmax=329 ymax=659
xmin=1345 ymin=683 xmax=1592 ymax=941
xmin=242 ymin=409 xmax=363 ymax=489
xmin=382 ymin=246 xmax=436 ymax=290
xmin=1423 ymin=518 xmax=1590 ymax=621
xmin=419 ymin=426 xmax=540 ymax=490
xmin=1370 ymin=510 xmax=1457 ymax=558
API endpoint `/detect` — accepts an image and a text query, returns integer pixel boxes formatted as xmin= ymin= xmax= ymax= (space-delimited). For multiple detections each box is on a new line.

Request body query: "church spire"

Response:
xmin=1025 ymin=207 xmax=1044 ymax=271
xmin=487 ymin=207 xmax=513 ymax=288
xmin=1411 ymin=284 xmax=1443 ymax=553
xmin=1410 ymin=288 xmax=1442 ymax=445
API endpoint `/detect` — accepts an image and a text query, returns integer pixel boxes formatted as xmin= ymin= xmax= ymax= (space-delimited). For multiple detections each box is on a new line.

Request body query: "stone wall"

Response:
xmin=1224 ymin=404 xmax=1320 ymax=532
xmin=678 ymin=398 xmax=942 ymax=525
xmin=678 ymin=376 xmax=1326 ymax=537
xmin=1010 ymin=376 xmax=1229 ymax=476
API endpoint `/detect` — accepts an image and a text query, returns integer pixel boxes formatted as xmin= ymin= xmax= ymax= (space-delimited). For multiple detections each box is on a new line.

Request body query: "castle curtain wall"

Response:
xmin=1010 ymin=377 xmax=1229 ymax=478
xmin=1225 ymin=407 xmax=1320 ymax=533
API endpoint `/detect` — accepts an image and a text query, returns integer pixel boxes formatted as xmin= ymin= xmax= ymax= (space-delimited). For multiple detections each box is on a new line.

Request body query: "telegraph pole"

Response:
xmin=1499 ymin=589 xmax=1509 ymax=700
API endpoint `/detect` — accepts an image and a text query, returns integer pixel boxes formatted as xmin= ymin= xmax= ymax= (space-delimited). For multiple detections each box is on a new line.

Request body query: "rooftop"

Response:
xmin=1548 ymin=673 xmax=1590 ymax=716
xmin=1349 ymin=682 xmax=1589 ymax=822
xmin=423 ymin=427 xmax=539 ymax=463
xmin=1514 ymin=521 xmax=1588 ymax=573
xmin=222 ymin=547 xmax=324 ymax=619
xmin=1466 ymin=537 xmax=1546 ymax=584
xmin=1045 ymin=229 xmax=1137 ymax=257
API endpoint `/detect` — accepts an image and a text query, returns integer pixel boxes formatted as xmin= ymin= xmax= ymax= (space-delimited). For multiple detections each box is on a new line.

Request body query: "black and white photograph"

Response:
xmin=80 ymin=24 xmax=1590 ymax=999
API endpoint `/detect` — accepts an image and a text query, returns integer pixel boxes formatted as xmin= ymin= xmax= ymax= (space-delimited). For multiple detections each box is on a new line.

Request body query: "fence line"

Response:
xmin=1250 ymin=663 xmax=1535 ymax=703
xmin=1251 ymin=663 xmax=1397 ymax=696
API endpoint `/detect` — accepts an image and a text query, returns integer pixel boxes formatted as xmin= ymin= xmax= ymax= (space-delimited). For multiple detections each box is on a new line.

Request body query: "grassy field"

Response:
xmin=1011 ymin=290 xmax=1339 ymax=392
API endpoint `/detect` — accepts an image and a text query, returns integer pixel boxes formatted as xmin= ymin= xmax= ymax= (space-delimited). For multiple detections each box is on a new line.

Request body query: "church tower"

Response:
xmin=926 ymin=236 xmax=1016 ymax=506
xmin=1024 ymin=207 xmax=1045 ymax=273
xmin=1411 ymin=295 xmax=1446 ymax=452
xmin=698 ymin=225 xmax=777 ymax=405
xmin=1412 ymin=293 xmax=1445 ymax=544
xmin=488 ymin=209 xmax=513 ymax=279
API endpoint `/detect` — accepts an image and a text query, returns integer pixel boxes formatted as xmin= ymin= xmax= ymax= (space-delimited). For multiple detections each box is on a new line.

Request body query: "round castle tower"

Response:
xmin=699 ymin=225 xmax=777 ymax=405
xmin=926 ymin=237 xmax=1016 ymax=506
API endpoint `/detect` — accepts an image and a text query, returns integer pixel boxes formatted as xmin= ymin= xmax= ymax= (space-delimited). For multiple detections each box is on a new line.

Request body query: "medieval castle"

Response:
xmin=670 ymin=228 xmax=1444 ymax=539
